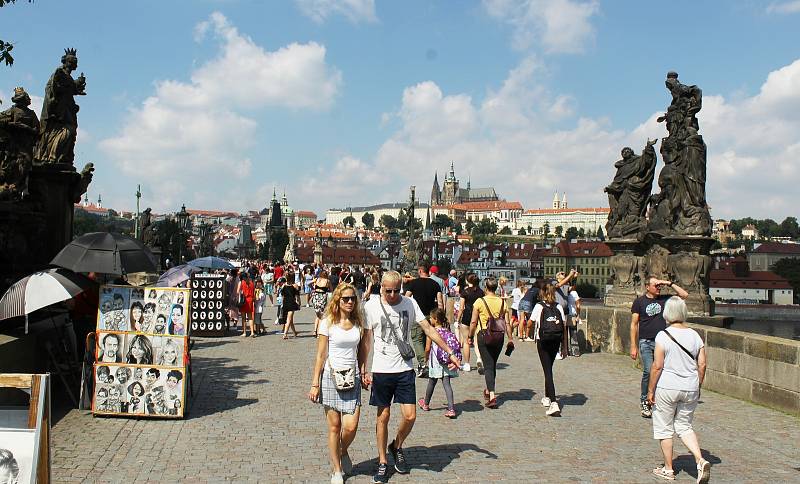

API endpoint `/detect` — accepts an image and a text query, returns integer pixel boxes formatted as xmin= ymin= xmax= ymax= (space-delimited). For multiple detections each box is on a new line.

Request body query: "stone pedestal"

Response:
xmin=604 ymin=233 xmax=715 ymax=316
xmin=0 ymin=164 xmax=83 ymax=292
xmin=604 ymin=238 xmax=643 ymax=309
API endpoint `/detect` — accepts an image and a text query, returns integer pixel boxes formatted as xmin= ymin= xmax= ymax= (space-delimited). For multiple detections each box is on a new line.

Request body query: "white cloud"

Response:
xmin=100 ymin=12 xmax=342 ymax=212
xmin=766 ymin=1 xmax=800 ymax=14
xmin=483 ymin=0 xmax=599 ymax=54
xmin=306 ymin=58 xmax=800 ymax=221
xmin=294 ymin=0 xmax=377 ymax=24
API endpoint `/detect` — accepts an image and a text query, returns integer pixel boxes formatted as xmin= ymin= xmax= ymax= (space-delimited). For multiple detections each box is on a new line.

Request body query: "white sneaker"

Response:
xmin=546 ymin=401 xmax=561 ymax=416
xmin=541 ymin=397 xmax=551 ymax=407
xmin=461 ymin=363 xmax=471 ymax=372
xmin=555 ymin=352 xmax=564 ymax=360
xmin=331 ymin=471 xmax=344 ymax=484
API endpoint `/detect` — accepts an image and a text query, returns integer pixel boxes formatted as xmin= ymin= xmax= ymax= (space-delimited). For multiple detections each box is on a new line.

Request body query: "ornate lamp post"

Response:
xmin=177 ymin=204 xmax=190 ymax=263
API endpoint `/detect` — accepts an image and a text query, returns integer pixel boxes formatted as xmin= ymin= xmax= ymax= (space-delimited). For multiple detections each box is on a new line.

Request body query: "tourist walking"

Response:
xmin=403 ymin=263 xmax=444 ymax=377
xmin=468 ymin=276 xmax=513 ymax=408
xmin=261 ymin=266 xmax=275 ymax=306
xmin=254 ymin=279 xmax=267 ymax=335
xmin=459 ymin=273 xmax=484 ymax=372
xmin=566 ymin=282 xmax=582 ymax=356
xmin=530 ymin=283 xmax=568 ymax=416
xmin=226 ymin=269 xmax=241 ymax=332
xmin=417 ymin=308 xmax=461 ymax=418
xmin=647 ymin=297 xmax=710 ymax=483
xmin=308 ymin=283 xmax=368 ymax=484
xmin=364 ymin=271 xmax=381 ymax=301
xmin=281 ymin=272 xmax=301 ymax=339
xmin=510 ymin=279 xmax=527 ymax=339
xmin=239 ymin=272 xmax=256 ymax=338
xmin=361 ymin=271 xmax=461 ymax=483
xmin=274 ymin=277 xmax=286 ymax=326
xmin=631 ymin=277 xmax=689 ymax=418
xmin=304 ymin=267 xmax=314 ymax=306
xmin=312 ymin=271 xmax=332 ymax=337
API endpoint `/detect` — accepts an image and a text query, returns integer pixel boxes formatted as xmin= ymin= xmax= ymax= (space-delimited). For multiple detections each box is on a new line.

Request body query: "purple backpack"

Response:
xmin=434 ymin=327 xmax=463 ymax=365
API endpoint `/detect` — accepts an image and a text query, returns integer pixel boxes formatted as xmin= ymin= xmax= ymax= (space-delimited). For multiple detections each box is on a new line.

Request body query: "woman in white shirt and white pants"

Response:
xmin=647 ymin=297 xmax=711 ymax=483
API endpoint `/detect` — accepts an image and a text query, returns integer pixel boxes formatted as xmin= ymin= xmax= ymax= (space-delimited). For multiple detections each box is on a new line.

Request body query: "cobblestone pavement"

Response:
xmin=53 ymin=308 xmax=799 ymax=483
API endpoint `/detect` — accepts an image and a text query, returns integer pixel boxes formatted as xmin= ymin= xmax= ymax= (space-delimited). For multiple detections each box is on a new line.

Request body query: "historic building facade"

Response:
xmin=430 ymin=162 xmax=499 ymax=206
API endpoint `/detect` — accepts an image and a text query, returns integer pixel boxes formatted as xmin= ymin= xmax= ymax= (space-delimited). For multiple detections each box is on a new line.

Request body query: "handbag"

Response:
xmin=479 ymin=297 xmax=506 ymax=346
xmin=326 ymin=324 xmax=358 ymax=391
xmin=379 ymin=299 xmax=415 ymax=361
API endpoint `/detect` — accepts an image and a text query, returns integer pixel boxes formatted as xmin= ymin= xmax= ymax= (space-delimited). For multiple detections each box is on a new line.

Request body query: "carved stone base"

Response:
xmin=604 ymin=234 xmax=715 ymax=316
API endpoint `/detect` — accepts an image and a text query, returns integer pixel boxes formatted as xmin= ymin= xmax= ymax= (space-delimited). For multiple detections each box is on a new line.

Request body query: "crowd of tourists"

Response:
xmin=218 ymin=259 xmax=711 ymax=484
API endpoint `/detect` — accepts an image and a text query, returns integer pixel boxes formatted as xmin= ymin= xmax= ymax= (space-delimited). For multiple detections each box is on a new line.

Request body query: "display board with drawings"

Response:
xmin=189 ymin=273 xmax=227 ymax=337
xmin=93 ymin=285 xmax=189 ymax=418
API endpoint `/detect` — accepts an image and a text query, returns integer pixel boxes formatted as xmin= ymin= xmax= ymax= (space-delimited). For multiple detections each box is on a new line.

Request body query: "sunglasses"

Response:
xmin=341 ymin=296 xmax=357 ymax=303
xmin=383 ymin=288 xmax=402 ymax=294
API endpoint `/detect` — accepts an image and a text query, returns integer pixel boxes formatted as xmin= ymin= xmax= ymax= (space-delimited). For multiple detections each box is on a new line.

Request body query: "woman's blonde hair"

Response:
xmin=541 ymin=283 xmax=557 ymax=304
xmin=323 ymin=283 xmax=363 ymax=328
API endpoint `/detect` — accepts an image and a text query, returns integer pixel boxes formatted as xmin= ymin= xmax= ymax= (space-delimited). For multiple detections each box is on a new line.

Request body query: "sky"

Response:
xmin=2 ymin=0 xmax=799 ymax=221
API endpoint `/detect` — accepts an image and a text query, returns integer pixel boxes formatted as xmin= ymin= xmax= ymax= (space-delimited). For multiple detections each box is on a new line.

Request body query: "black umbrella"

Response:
xmin=51 ymin=232 xmax=158 ymax=275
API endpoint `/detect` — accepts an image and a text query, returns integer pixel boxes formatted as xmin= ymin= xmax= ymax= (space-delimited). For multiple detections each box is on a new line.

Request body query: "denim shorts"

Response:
xmin=369 ymin=370 xmax=416 ymax=407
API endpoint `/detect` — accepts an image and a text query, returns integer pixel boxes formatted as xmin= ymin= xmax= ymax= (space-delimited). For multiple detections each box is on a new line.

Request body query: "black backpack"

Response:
xmin=537 ymin=302 xmax=564 ymax=340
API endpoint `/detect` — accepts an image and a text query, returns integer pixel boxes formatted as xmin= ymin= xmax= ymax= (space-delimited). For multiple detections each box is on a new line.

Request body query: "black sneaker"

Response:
xmin=388 ymin=441 xmax=409 ymax=474
xmin=372 ymin=463 xmax=389 ymax=483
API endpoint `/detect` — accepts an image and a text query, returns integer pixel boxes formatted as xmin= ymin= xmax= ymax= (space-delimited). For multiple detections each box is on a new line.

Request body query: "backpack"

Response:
xmin=479 ymin=297 xmax=507 ymax=346
xmin=433 ymin=327 xmax=463 ymax=365
xmin=537 ymin=302 xmax=564 ymax=340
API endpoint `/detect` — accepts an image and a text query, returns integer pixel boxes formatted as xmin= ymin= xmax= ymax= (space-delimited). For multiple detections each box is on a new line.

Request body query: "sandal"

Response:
xmin=652 ymin=465 xmax=675 ymax=481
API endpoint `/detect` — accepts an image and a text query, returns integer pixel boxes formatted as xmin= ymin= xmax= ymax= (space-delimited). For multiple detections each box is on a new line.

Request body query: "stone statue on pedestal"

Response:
xmin=648 ymin=72 xmax=712 ymax=237
xmin=0 ymin=87 xmax=39 ymax=200
xmin=284 ymin=230 xmax=296 ymax=263
xmin=604 ymin=138 xmax=658 ymax=240
xmin=33 ymin=48 xmax=86 ymax=166
xmin=139 ymin=208 xmax=156 ymax=247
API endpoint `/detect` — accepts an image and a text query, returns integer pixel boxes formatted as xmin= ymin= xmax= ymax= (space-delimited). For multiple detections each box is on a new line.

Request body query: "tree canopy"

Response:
xmin=770 ymin=258 xmax=800 ymax=303
xmin=361 ymin=212 xmax=375 ymax=229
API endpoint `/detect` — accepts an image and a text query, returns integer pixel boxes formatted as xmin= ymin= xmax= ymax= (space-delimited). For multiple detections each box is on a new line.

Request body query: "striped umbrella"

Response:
xmin=0 ymin=268 xmax=96 ymax=332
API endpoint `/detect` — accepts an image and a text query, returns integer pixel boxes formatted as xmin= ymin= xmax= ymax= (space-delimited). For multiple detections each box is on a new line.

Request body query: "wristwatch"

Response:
xmin=668 ymin=282 xmax=674 ymax=287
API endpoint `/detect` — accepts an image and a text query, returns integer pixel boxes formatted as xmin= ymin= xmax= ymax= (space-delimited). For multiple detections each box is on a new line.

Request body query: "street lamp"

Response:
xmin=177 ymin=204 xmax=189 ymax=263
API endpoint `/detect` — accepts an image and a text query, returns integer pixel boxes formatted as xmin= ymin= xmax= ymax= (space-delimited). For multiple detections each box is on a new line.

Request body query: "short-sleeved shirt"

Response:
xmin=319 ymin=318 xmax=361 ymax=368
xmin=511 ymin=287 xmax=525 ymax=310
xmin=519 ymin=287 xmax=540 ymax=316
xmin=655 ymin=327 xmax=704 ymax=392
xmin=364 ymin=296 xmax=425 ymax=373
xmin=404 ymin=277 xmax=441 ymax=318
xmin=631 ymin=294 xmax=671 ymax=340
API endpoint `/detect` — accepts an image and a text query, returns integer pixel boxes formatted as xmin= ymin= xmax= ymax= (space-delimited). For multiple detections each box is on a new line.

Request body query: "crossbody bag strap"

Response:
xmin=663 ymin=329 xmax=697 ymax=361
xmin=379 ymin=298 xmax=404 ymax=342
xmin=479 ymin=297 xmax=494 ymax=331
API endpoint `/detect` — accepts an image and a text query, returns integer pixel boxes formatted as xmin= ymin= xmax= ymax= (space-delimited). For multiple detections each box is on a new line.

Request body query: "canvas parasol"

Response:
xmin=51 ymin=232 xmax=157 ymax=275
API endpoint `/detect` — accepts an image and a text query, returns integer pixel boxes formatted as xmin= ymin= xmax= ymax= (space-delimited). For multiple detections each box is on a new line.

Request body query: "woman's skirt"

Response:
xmin=320 ymin=367 xmax=361 ymax=415
xmin=311 ymin=291 xmax=328 ymax=316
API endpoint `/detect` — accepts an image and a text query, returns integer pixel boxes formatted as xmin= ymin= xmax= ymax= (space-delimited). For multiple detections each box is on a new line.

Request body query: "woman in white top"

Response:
xmin=510 ymin=279 xmax=527 ymax=340
xmin=647 ymin=297 xmax=710 ymax=483
xmin=308 ymin=283 xmax=367 ymax=484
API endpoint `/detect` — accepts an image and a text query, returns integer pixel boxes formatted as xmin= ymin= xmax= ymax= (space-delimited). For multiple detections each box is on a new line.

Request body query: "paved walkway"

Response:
xmin=53 ymin=308 xmax=799 ymax=483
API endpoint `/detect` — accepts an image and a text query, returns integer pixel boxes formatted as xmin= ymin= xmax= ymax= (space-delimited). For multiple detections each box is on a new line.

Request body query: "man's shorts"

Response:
xmin=369 ymin=370 xmax=416 ymax=407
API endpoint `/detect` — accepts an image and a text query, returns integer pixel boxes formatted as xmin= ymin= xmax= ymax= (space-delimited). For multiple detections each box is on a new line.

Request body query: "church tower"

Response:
xmin=552 ymin=191 xmax=560 ymax=209
xmin=430 ymin=171 xmax=441 ymax=205
xmin=442 ymin=162 xmax=459 ymax=205
xmin=561 ymin=192 xmax=568 ymax=209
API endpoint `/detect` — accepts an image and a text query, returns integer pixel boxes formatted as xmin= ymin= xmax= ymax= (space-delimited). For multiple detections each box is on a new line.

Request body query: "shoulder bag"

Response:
xmin=479 ymin=297 xmax=506 ymax=346
xmin=379 ymin=299 xmax=415 ymax=361
xmin=326 ymin=323 xmax=358 ymax=391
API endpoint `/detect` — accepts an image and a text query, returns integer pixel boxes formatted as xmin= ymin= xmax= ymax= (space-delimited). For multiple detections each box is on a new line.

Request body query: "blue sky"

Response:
xmin=2 ymin=0 xmax=799 ymax=220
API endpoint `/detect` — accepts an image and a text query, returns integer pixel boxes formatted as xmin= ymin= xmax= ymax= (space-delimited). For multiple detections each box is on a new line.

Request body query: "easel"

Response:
xmin=0 ymin=373 xmax=51 ymax=483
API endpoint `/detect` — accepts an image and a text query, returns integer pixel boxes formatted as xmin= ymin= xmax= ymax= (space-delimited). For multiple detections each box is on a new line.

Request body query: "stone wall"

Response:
xmin=582 ymin=306 xmax=800 ymax=416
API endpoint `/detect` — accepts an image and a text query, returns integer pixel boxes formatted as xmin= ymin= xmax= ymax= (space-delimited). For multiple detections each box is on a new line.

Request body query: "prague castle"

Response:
xmin=430 ymin=162 xmax=499 ymax=206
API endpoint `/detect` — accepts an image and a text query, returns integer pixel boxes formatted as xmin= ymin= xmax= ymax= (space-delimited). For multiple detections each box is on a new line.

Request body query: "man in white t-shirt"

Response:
xmin=361 ymin=270 xmax=461 ymax=483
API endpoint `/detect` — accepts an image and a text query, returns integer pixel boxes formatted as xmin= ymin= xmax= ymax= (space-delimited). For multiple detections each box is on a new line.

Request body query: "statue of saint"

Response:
xmin=0 ymin=87 xmax=39 ymax=199
xmin=649 ymin=72 xmax=712 ymax=236
xmin=140 ymin=208 xmax=156 ymax=247
xmin=604 ymin=138 xmax=658 ymax=239
xmin=33 ymin=48 xmax=87 ymax=165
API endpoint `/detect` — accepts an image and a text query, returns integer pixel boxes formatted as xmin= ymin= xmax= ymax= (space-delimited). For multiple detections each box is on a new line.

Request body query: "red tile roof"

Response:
xmin=296 ymin=211 xmax=318 ymax=218
xmin=187 ymin=209 xmax=238 ymax=217
xmin=451 ymin=201 xmax=523 ymax=211
xmin=710 ymin=267 xmax=792 ymax=289
xmin=752 ymin=242 xmax=800 ymax=255
xmin=523 ymin=207 xmax=609 ymax=215
xmin=544 ymin=241 xmax=613 ymax=257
